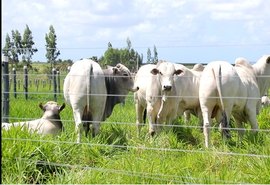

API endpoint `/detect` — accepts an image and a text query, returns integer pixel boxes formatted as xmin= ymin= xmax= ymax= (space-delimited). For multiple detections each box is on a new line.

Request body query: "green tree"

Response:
xmin=2 ymin=33 xmax=12 ymax=63
xmin=153 ymin=45 xmax=158 ymax=62
xmin=10 ymin=30 xmax=22 ymax=65
xmin=108 ymin=42 xmax=112 ymax=48
xmin=100 ymin=38 xmax=143 ymax=72
xmin=45 ymin=25 xmax=60 ymax=70
xmin=147 ymin=48 xmax=152 ymax=63
xmin=21 ymin=25 xmax=38 ymax=65
xmin=126 ymin=37 xmax=132 ymax=50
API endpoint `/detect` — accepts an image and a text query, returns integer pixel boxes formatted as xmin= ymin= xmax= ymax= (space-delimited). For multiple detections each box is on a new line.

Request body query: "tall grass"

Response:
xmin=2 ymin=72 xmax=270 ymax=184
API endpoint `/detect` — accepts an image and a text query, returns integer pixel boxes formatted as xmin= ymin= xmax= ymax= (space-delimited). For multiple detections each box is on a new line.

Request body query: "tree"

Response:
xmin=153 ymin=45 xmax=158 ymax=62
xmin=2 ymin=34 xmax=12 ymax=62
xmin=45 ymin=25 xmax=60 ymax=70
xmin=21 ymin=25 xmax=38 ymax=65
xmin=100 ymin=38 xmax=143 ymax=72
xmin=147 ymin=48 xmax=152 ymax=63
xmin=126 ymin=37 xmax=132 ymax=50
xmin=108 ymin=42 xmax=112 ymax=48
xmin=10 ymin=30 xmax=22 ymax=65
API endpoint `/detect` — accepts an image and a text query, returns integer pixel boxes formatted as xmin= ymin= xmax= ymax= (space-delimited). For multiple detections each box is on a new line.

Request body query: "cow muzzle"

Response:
xmin=130 ymin=86 xmax=139 ymax=92
xmin=163 ymin=85 xmax=172 ymax=91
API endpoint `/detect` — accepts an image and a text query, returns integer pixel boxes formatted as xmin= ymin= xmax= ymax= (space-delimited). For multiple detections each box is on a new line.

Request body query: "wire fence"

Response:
xmin=2 ymin=59 xmax=270 ymax=183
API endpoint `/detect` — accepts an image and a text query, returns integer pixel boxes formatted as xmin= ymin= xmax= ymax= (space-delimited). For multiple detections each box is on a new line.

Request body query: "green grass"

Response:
xmin=2 ymin=74 xmax=270 ymax=184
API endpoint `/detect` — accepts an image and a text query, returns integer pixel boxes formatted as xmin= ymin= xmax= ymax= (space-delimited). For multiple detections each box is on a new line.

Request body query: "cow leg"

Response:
xmin=135 ymin=103 xmax=145 ymax=136
xmin=234 ymin=117 xmax=245 ymax=144
xmin=73 ymin=109 xmax=84 ymax=143
xmin=245 ymin=106 xmax=259 ymax=133
xmin=197 ymin=109 xmax=203 ymax=132
xmin=147 ymin=104 xmax=156 ymax=136
xmin=91 ymin=121 xmax=100 ymax=137
xmin=184 ymin=110 xmax=191 ymax=123
xmin=201 ymin=106 xmax=213 ymax=148
xmin=91 ymin=108 xmax=103 ymax=137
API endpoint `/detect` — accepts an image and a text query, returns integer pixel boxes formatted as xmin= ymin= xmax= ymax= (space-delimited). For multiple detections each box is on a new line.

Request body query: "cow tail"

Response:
xmin=87 ymin=64 xmax=93 ymax=113
xmin=212 ymin=65 xmax=230 ymax=138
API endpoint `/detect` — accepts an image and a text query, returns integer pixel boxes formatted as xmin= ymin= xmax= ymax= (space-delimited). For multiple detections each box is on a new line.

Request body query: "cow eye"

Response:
xmin=159 ymin=72 xmax=163 ymax=75
xmin=123 ymin=73 xmax=128 ymax=76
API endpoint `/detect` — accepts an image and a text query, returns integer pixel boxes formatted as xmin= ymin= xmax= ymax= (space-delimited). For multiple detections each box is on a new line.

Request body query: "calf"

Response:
xmin=2 ymin=101 xmax=65 ymax=136
xmin=134 ymin=61 xmax=182 ymax=136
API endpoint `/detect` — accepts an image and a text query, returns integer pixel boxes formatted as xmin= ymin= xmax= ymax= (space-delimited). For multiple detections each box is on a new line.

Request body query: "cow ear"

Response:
xmin=267 ymin=56 xmax=270 ymax=64
xmin=59 ymin=103 xmax=66 ymax=112
xmin=151 ymin=68 xmax=159 ymax=75
xmin=39 ymin=103 xmax=45 ymax=111
xmin=174 ymin=69 xmax=183 ymax=75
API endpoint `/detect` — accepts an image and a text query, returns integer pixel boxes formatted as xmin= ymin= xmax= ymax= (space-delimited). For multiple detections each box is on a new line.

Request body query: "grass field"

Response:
xmin=1 ymin=70 xmax=270 ymax=184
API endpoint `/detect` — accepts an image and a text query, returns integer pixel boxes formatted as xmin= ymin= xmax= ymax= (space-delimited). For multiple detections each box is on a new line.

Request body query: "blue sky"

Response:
xmin=2 ymin=0 xmax=270 ymax=64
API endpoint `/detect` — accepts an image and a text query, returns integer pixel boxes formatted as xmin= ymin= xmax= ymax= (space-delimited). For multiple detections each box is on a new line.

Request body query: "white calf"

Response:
xmin=2 ymin=101 xmax=65 ymax=136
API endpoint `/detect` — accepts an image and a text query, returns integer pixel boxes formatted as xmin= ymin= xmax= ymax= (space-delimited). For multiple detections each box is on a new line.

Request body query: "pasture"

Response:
xmin=1 ymin=66 xmax=270 ymax=184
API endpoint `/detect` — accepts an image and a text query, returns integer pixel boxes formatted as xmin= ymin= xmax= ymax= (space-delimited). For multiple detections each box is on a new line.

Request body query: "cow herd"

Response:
xmin=2 ymin=55 xmax=270 ymax=147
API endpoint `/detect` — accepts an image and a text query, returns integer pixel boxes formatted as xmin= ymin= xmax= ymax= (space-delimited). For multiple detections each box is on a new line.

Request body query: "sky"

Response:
xmin=2 ymin=0 xmax=270 ymax=64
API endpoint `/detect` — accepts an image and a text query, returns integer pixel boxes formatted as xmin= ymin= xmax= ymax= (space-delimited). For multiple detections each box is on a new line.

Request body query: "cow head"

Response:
xmin=151 ymin=61 xmax=183 ymax=92
xmin=112 ymin=63 xmax=135 ymax=92
xmin=252 ymin=55 xmax=270 ymax=96
xmin=39 ymin=101 xmax=65 ymax=119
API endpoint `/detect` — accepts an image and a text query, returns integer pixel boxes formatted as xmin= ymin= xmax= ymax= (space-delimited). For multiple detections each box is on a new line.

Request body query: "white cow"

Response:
xmin=63 ymin=59 xmax=136 ymax=143
xmin=134 ymin=61 xmax=183 ymax=136
xmin=174 ymin=63 xmax=204 ymax=124
xmin=199 ymin=55 xmax=270 ymax=147
xmin=261 ymin=95 xmax=270 ymax=108
xmin=2 ymin=101 xmax=65 ymax=136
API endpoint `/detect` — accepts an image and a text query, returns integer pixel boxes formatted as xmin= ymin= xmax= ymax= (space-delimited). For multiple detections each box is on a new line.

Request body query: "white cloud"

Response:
xmin=2 ymin=0 xmax=270 ymax=62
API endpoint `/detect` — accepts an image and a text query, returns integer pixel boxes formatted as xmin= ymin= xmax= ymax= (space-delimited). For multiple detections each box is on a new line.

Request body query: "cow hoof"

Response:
xmin=150 ymin=131 xmax=155 ymax=137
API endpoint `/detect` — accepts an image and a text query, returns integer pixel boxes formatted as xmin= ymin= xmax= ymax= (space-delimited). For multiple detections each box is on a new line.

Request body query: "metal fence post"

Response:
xmin=24 ymin=65 xmax=28 ymax=100
xmin=2 ymin=55 xmax=9 ymax=123
xmin=52 ymin=68 xmax=57 ymax=102
xmin=57 ymin=70 xmax=61 ymax=94
xmin=13 ymin=68 xmax=17 ymax=98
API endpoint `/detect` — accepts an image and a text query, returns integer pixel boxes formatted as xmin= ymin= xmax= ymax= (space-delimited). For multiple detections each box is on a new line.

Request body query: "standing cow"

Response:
xmin=199 ymin=55 xmax=270 ymax=147
xmin=134 ymin=61 xmax=183 ymax=136
xmin=63 ymin=59 xmax=136 ymax=143
xmin=174 ymin=63 xmax=204 ymax=124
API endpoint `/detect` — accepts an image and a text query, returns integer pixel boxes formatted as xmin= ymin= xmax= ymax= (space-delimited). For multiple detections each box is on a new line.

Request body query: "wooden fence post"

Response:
xmin=24 ymin=65 xmax=28 ymax=100
xmin=2 ymin=55 xmax=9 ymax=123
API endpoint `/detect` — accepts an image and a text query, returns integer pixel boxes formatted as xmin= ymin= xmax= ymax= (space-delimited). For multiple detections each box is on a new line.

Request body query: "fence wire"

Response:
xmin=2 ymin=137 xmax=270 ymax=159
xmin=1 ymin=157 xmax=246 ymax=184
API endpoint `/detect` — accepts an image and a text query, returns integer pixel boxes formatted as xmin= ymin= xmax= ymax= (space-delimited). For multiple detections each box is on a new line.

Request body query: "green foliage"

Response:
xmin=21 ymin=25 xmax=38 ymax=64
xmin=3 ymin=25 xmax=38 ymax=68
xmin=147 ymin=45 xmax=159 ymax=63
xmin=99 ymin=38 xmax=143 ymax=72
xmin=2 ymin=33 xmax=12 ymax=59
xmin=45 ymin=25 xmax=60 ymax=69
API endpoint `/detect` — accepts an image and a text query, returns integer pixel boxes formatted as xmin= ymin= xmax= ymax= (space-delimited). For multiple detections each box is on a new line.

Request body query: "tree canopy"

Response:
xmin=45 ymin=25 xmax=60 ymax=69
xmin=99 ymin=39 xmax=143 ymax=72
